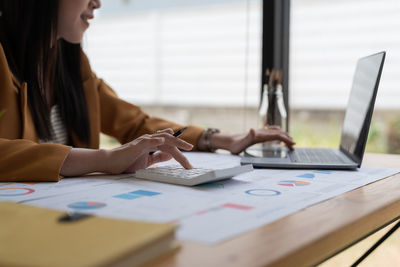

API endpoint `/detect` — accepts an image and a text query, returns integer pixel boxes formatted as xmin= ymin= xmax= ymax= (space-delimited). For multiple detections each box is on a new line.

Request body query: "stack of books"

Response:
xmin=0 ymin=202 xmax=179 ymax=267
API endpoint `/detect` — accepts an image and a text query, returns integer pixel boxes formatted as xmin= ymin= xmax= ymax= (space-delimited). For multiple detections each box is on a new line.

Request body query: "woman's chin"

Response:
xmin=60 ymin=34 xmax=84 ymax=44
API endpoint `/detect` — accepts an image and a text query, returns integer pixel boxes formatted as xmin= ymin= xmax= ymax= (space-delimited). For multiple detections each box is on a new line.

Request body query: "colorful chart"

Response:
xmin=245 ymin=189 xmax=281 ymax=196
xmin=0 ymin=188 xmax=35 ymax=197
xmin=314 ymin=170 xmax=332 ymax=174
xmin=297 ymin=173 xmax=315 ymax=179
xmin=222 ymin=203 xmax=253 ymax=210
xmin=114 ymin=193 xmax=142 ymax=200
xmin=131 ymin=190 xmax=160 ymax=196
xmin=113 ymin=189 xmax=161 ymax=200
xmin=67 ymin=201 xmax=106 ymax=210
xmin=172 ymin=202 xmax=254 ymax=223
xmin=278 ymin=180 xmax=310 ymax=187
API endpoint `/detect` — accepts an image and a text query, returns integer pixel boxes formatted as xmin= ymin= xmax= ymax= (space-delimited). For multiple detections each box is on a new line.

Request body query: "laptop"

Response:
xmin=241 ymin=51 xmax=386 ymax=170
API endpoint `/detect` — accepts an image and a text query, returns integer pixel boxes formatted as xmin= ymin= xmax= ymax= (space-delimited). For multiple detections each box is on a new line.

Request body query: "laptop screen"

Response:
xmin=339 ymin=52 xmax=385 ymax=163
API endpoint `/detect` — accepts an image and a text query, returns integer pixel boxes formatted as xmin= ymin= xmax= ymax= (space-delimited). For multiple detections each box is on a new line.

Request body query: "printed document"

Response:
xmin=0 ymin=152 xmax=398 ymax=244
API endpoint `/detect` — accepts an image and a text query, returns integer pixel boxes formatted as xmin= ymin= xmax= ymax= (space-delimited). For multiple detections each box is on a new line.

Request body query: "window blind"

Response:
xmin=84 ymin=0 xmax=262 ymax=107
xmin=290 ymin=0 xmax=400 ymax=110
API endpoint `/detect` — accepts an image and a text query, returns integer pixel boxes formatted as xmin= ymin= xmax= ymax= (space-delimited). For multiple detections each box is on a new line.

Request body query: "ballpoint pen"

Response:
xmin=171 ymin=127 xmax=187 ymax=138
xmin=149 ymin=127 xmax=188 ymax=155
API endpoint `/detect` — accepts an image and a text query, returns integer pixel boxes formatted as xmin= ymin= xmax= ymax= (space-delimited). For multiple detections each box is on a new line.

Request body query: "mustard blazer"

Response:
xmin=0 ymin=43 xmax=204 ymax=182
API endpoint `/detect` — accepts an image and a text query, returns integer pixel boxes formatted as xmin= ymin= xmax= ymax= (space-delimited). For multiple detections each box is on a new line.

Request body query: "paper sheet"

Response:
xmin=1 ymin=152 xmax=398 ymax=244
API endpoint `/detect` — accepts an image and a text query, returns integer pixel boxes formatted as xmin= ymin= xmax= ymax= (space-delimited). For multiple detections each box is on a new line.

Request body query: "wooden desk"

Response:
xmin=152 ymin=153 xmax=400 ymax=267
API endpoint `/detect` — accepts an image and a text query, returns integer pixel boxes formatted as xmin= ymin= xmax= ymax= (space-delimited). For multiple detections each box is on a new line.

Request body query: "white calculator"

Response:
xmin=134 ymin=164 xmax=253 ymax=186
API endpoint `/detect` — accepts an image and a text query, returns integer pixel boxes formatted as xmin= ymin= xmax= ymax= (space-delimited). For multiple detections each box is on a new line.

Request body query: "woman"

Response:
xmin=0 ymin=0 xmax=295 ymax=182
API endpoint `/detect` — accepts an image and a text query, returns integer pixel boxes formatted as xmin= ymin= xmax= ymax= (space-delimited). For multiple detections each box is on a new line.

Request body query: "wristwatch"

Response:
xmin=203 ymin=128 xmax=220 ymax=152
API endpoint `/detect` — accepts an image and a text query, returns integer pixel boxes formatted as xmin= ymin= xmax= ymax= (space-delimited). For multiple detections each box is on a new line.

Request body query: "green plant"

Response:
xmin=0 ymin=110 xmax=5 ymax=118
xmin=387 ymin=117 xmax=400 ymax=154
xmin=365 ymin=122 xmax=386 ymax=153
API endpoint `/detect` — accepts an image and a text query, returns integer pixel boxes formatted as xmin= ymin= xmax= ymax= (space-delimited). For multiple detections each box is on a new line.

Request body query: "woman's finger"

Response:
xmin=160 ymin=146 xmax=193 ymax=169
xmin=273 ymin=134 xmax=296 ymax=150
xmin=148 ymin=152 xmax=173 ymax=166
xmin=270 ymin=129 xmax=293 ymax=140
xmin=253 ymin=129 xmax=295 ymax=150
xmin=155 ymin=128 xmax=174 ymax=135
xmin=258 ymin=127 xmax=293 ymax=139
xmin=256 ymin=128 xmax=294 ymax=142
xmin=153 ymin=132 xmax=193 ymax=151
xmin=134 ymin=137 xmax=165 ymax=152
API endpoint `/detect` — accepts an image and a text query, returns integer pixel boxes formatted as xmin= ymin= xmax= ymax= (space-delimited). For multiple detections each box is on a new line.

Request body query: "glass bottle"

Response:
xmin=274 ymin=83 xmax=287 ymax=133
xmin=258 ymin=79 xmax=270 ymax=129
xmin=266 ymin=70 xmax=287 ymax=156
xmin=272 ymin=71 xmax=288 ymax=157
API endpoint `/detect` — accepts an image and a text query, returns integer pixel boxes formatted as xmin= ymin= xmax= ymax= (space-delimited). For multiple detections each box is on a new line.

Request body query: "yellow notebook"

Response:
xmin=0 ymin=202 xmax=179 ymax=267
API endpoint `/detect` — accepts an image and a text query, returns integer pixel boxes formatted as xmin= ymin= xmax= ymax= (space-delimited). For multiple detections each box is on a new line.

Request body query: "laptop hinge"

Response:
xmin=340 ymin=146 xmax=362 ymax=167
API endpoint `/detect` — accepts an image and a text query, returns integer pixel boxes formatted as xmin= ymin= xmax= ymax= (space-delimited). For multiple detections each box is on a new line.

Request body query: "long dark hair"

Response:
xmin=0 ymin=0 xmax=90 ymax=144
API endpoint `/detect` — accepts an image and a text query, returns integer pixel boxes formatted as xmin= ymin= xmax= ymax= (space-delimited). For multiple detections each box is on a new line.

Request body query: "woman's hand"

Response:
xmin=60 ymin=128 xmax=193 ymax=177
xmin=104 ymin=128 xmax=193 ymax=174
xmin=210 ymin=126 xmax=295 ymax=155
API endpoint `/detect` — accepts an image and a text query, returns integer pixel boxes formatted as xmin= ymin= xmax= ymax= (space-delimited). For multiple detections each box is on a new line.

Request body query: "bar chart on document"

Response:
xmin=0 ymin=153 xmax=398 ymax=244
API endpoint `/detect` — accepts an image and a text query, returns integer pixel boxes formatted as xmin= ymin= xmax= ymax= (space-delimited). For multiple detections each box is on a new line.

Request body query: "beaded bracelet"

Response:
xmin=203 ymin=128 xmax=220 ymax=152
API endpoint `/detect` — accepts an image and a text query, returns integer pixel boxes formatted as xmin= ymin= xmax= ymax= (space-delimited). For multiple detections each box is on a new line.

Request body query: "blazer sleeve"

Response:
xmin=0 ymin=138 xmax=71 ymax=182
xmin=96 ymin=77 xmax=205 ymax=150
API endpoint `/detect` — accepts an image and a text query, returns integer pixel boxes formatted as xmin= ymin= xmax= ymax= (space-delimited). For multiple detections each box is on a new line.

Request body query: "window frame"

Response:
xmin=261 ymin=0 xmax=290 ymax=130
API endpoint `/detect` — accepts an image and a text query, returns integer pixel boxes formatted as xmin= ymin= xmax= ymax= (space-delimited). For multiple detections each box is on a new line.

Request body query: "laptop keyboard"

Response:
xmin=289 ymin=148 xmax=348 ymax=164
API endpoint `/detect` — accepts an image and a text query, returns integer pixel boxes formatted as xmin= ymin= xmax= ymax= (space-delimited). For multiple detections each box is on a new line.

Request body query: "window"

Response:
xmin=289 ymin=0 xmax=400 ymax=152
xmin=290 ymin=0 xmax=400 ymax=110
xmin=84 ymin=0 xmax=262 ymax=108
